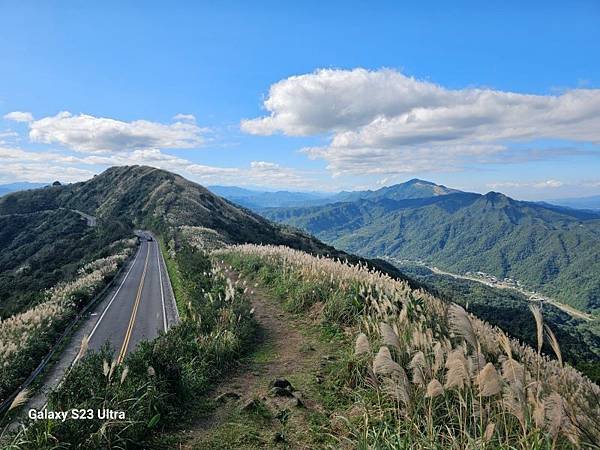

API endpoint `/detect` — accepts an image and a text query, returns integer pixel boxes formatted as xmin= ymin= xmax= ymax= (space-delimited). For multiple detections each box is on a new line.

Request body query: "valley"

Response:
xmin=384 ymin=256 xmax=594 ymax=322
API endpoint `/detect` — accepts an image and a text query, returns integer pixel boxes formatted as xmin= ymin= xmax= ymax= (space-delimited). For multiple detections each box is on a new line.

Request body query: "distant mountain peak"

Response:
xmin=361 ymin=179 xmax=462 ymax=200
xmin=404 ymin=178 xmax=435 ymax=185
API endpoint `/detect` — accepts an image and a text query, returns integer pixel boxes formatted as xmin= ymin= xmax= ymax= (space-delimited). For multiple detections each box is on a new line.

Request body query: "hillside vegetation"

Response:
xmin=217 ymin=244 xmax=600 ymax=449
xmin=264 ymin=187 xmax=600 ymax=314
xmin=0 ymin=166 xmax=408 ymax=280
xmin=0 ymin=209 xmax=130 ymax=318
xmin=0 ymin=239 xmax=135 ymax=405
xmin=398 ymin=264 xmax=600 ymax=383
xmin=3 ymin=167 xmax=600 ymax=449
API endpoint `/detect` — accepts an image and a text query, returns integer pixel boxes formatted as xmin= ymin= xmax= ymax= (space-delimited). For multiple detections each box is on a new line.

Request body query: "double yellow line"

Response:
xmin=117 ymin=243 xmax=151 ymax=364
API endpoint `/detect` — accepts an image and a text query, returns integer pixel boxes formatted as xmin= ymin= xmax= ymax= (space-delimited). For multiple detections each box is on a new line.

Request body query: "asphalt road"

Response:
xmin=88 ymin=234 xmax=170 ymax=362
xmin=12 ymin=231 xmax=178 ymax=419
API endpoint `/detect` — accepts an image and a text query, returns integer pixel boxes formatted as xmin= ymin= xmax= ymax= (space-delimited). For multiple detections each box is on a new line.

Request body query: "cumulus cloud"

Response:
xmin=0 ymin=163 xmax=95 ymax=183
xmin=242 ymin=68 xmax=600 ymax=175
xmin=4 ymin=111 xmax=34 ymax=123
xmin=24 ymin=111 xmax=204 ymax=153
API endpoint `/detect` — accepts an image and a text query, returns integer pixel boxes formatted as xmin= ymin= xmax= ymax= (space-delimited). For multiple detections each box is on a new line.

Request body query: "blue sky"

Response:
xmin=1 ymin=1 xmax=599 ymax=199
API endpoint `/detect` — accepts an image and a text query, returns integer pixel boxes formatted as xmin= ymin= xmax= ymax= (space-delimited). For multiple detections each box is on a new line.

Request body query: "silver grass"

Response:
xmin=501 ymin=358 xmax=524 ymax=389
xmin=373 ymin=346 xmax=402 ymax=377
xmin=448 ymin=304 xmax=478 ymax=350
xmin=432 ymin=341 xmax=445 ymax=374
xmin=382 ymin=375 xmax=410 ymax=407
xmin=445 ymin=350 xmax=470 ymax=390
xmin=483 ymin=422 xmax=495 ymax=442
xmin=468 ymin=352 xmax=486 ymax=377
xmin=108 ymin=359 xmax=117 ymax=380
xmin=379 ymin=322 xmax=400 ymax=349
xmin=529 ymin=304 xmax=544 ymax=354
xmin=425 ymin=378 xmax=444 ymax=398
xmin=476 ymin=363 xmax=502 ymax=397
xmin=8 ymin=388 xmax=29 ymax=412
xmin=532 ymin=395 xmax=545 ymax=428
xmin=120 ymin=365 xmax=129 ymax=385
xmin=409 ymin=351 xmax=426 ymax=385
xmin=355 ymin=333 xmax=370 ymax=356
xmin=544 ymin=392 xmax=564 ymax=438
xmin=74 ymin=334 xmax=90 ymax=365
xmin=503 ymin=386 xmax=526 ymax=433
xmin=497 ymin=329 xmax=513 ymax=360
xmin=544 ymin=324 xmax=562 ymax=367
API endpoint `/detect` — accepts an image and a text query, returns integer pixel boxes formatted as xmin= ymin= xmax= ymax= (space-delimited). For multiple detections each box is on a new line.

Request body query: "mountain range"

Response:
xmin=207 ymin=185 xmax=331 ymax=209
xmin=547 ymin=195 xmax=600 ymax=211
xmin=208 ymin=179 xmax=460 ymax=210
xmin=260 ymin=181 xmax=600 ymax=314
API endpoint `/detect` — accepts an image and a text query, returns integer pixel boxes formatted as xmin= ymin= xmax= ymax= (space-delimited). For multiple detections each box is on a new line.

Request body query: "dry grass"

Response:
xmin=0 ymin=245 xmax=133 ymax=374
xmin=216 ymin=244 xmax=600 ymax=449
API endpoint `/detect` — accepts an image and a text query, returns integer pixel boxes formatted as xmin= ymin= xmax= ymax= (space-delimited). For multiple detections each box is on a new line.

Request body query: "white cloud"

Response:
xmin=0 ymin=164 xmax=95 ymax=183
xmin=3 ymin=111 xmax=34 ymax=123
xmin=0 ymin=146 xmax=96 ymax=183
xmin=533 ymin=179 xmax=563 ymax=189
xmin=487 ymin=180 xmax=565 ymax=190
xmin=0 ymin=130 xmax=19 ymax=145
xmin=27 ymin=111 xmax=204 ymax=153
xmin=173 ymin=113 xmax=196 ymax=122
xmin=0 ymin=144 xmax=316 ymax=189
xmin=242 ymin=68 xmax=600 ymax=175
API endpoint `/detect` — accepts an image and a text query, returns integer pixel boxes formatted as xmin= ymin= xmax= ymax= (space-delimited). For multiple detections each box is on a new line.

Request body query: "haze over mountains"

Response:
xmin=547 ymin=195 xmax=600 ymax=211
xmin=0 ymin=182 xmax=48 ymax=197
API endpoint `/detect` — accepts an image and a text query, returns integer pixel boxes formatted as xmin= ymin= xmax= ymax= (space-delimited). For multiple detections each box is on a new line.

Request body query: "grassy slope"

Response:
xmin=206 ymin=246 xmax=600 ymax=449
xmin=165 ymin=272 xmax=349 ymax=449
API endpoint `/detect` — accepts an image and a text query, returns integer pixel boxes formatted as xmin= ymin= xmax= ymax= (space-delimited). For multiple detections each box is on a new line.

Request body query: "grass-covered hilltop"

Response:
xmin=1 ymin=166 xmax=599 ymax=449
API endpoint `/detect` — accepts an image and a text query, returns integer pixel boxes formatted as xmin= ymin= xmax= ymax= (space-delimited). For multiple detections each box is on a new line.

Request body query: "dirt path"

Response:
xmin=177 ymin=270 xmax=335 ymax=449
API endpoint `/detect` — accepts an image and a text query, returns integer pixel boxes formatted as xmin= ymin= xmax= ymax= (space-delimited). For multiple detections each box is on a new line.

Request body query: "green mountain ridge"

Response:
xmin=0 ymin=166 xmax=412 ymax=306
xmin=263 ymin=186 xmax=600 ymax=314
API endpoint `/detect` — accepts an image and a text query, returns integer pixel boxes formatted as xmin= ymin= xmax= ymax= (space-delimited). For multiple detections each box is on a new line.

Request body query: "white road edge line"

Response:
xmin=41 ymin=240 xmax=143 ymax=409
xmin=89 ymin=242 xmax=142 ymax=339
xmin=156 ymin=239 xmax=167 ymax=332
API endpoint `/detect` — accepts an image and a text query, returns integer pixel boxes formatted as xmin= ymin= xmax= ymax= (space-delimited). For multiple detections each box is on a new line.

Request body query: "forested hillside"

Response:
xmin=264 ymin=188 xmax=600 ymax=314
xmin=0 ymin=209 xmax=130 ymax=318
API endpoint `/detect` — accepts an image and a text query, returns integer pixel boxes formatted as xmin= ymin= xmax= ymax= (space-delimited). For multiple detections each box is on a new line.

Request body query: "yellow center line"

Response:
xmin=117 ymin=243 xmax=151 ymax=364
